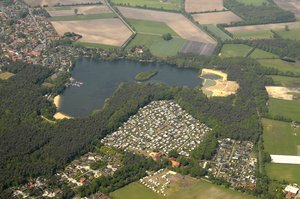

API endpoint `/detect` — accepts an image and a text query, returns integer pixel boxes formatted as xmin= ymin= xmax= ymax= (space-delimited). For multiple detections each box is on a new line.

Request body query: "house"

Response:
xmin=284 ymin=185 xmax=299 ymax=198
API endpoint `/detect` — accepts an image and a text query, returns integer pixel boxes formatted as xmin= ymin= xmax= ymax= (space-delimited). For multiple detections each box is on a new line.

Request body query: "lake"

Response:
xmin=59 ymin=58 xmax=202 ymax=117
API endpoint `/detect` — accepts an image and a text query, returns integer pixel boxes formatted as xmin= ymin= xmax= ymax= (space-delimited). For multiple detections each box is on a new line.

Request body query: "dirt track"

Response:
xmin=225 ymin=22 xmax=300 ymax=32
xmin=185 ymin=0 xmax=224 ymax=13
xmin=192 ymin=11 xmax=242 ymax=25
xmin=46 ymin=5 xmax=112 ymax=16
xmin=51 ymin=18 xmax=132 ymax=46
xmin=117 ymin=6 xmax=216 ymax=44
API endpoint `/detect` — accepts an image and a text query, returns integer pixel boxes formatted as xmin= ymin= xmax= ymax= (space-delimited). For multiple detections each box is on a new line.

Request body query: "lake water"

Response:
xmin=59 ymin=58 xmax=202 ymax=117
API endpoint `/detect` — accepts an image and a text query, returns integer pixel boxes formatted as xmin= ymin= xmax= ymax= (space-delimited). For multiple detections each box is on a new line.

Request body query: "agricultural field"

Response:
xmin=266 ymin=164 xmax=300 ymax=184
xmin=192 ymin=11 xmax=242 ymax=25
xmin=236 ymin=0 xmax=269 ymax=6
xmin=51 ymin=18 xmax=132 ymax=46
xmin=111 ymin=0 xmax=182 ymax=11
xmin=275 ymin=28 xmax=300 ymax=41
xmin=46 ymin=5 xmax=112 ymax=17
xmin=203 ymin=25 xmax=232 ymax=41
xmin=0 ymin=72 xmax=15 ymax=80
xmin=50 ymin=13 xmax=116 ymax=21
xmin=225 ymin=22 xmax=300 ymax=33
xmin=262 ymin=118 xmax=300 ymax=156
xmin=269 ymin=75 xmax=300 ymax=87
xmin=128 ymin=19 xmax=178 ymax=36
xmin=258 ymin=59 xmax=300 ymax=74
xmin=24 ymin=0 xmax=101 ymax=6
xmin=268 ymin=98 xmax=300 ymax=121
xmin=248 ymin=48 xmax=278 ymax=59
xmin=274 ymin=0 xmax=300 ymax=19
xmin=232 ymin=30 xmax=273 ymax=40
xmin=185 ymin=0 xmax=224 ymax=13
xmin=127 ymin=34 xmax=186 ymax=57
xmin=266 ymin=86 xmax=300 ymax=101
xmin=110 ymin=178 xmax=255 ymax=199
xmin=181 ymin=41 xmax=216 ymax=56
xmin=219 ymin=44 xmax=253 ymax=58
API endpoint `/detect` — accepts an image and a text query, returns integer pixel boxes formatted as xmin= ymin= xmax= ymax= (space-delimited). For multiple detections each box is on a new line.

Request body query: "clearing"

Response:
xmin=258 ymin=59 xmax=300 ymax=74
xmin=203 ymin=25 xmax=232 ymax=41
xmin=192 ymin=11 xmax=242 ymax=25
xmin=269 ymin=75 xmax=300 ymax=87
xmin=225 ymin=22 xmax=300 ymax=32
xmin=274 ymin=0 xmax=300 ymax=19
xmin=262 ymin=118 xmax=300 ymax=156
xmin=51 ymin=18 xmax=132 ymax=46
xmin=265 ymin=86 xmax=300 ymax=100
xmin=219 ymin=44 xmax=253 ymax=58
xmin=185 ymin=0 xmax=224 ymax=13
xmin=268 ymin=98 xmax=300 ymax=121
xmin=266 ymin=163 xmax=300 ymax=184
xmin=0 ymin=72 xmax=15 ymax=80
xmin=111 ymin=0 xmax=182 ymax=11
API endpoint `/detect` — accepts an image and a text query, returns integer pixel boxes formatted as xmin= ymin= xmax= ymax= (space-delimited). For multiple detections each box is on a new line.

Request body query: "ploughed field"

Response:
xmin=192 ymin=11 xmax=242 ymax=25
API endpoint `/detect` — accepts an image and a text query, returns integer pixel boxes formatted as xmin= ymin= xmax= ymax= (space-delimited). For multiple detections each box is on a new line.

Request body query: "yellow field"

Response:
xmin=0 ymin=72 xmax=15 ymax=80
xmin=192 ymin=11 xmax=242 ymax=25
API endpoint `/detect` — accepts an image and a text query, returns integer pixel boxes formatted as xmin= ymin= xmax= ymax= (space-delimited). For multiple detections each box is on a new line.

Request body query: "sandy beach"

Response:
xmin=53 ymin=95 xmax=61 ymax=109
xmin=54 ymin=112 xmax=73 ymax=120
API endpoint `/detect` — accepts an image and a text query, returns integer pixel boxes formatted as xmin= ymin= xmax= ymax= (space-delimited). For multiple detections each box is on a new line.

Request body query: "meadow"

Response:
xmin=248 ymin=48 xmax=278 ymax=59
xmin=204 ymin=25 xmax=232 ymax=41
xmin=262 ymin=118 xmax=300 ymax=155
xmin=220 ymin=44 xmax=253 ymax=58
xmin=276 ymin=28 xmax=300 ymax=41
xmin=269 ymin=75 xmax=300 ymax=87
xmin=268 ymin=98 xmax=300 ymax=121
xmin=236 ymin=0 xmax=269 ymax=6
xmin=266 ymin=163 xmax=300 ymax=184
xmin=232 ymin=30 xmax=273 ymax=40
xmin=111 ymin=0 xmax=182 ymax=11
xmin=258 ymin=59 xmax=300 ymax=74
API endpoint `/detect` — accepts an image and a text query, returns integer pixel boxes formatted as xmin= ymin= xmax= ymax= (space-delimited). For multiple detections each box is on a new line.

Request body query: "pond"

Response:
xmin=59 ymin=58 xmax=202 ymax=117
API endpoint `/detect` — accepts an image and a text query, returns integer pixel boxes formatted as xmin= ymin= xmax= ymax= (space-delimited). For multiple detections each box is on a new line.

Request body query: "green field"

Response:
xmin=266 ymin=164 xmax=300 ymax=184
xmin=262 ymin=118 xmax=300 ymax=155
xmin=249 ymin=48 xmax=278 ymax=59
xmin=128 ymin=19 xmax=178 ymax=36
xmin=111 ymin=0 xmax=182 ymax=11
xmin=50 ymin=13 xmax=116 ymax=21
xmin=0 ymin=72 xmax=15 ymax=80
xmin=220 ymin=44 xmax=253 ymax=58
xmin=258 ymin=59 xmax=300 ymax=74
xmin=236 ymin=0 xmax=269 ymax=6
xmin=73 ymin=41 xmax=119 ymax=49
xmin=275 ymin=28 xmax=300 ymax=41
xmin=204 ymin=25 xmax=232 ymax=41
xmin=233 ymin=30 xmax=273 ymax=40
xmin=269 ymin=75 xmax=300 ymax=87
xmin=268 ymin=98 xmax=300 ymax=121
xmin=127 ymin=34 xmax=186 ymax=57
xmin=110 ymin=180 xmax=256 ymax=199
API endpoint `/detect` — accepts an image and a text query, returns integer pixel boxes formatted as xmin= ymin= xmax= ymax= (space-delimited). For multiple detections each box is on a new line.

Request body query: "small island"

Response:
xmin=135 ymin=70 xmax=158 ymax=81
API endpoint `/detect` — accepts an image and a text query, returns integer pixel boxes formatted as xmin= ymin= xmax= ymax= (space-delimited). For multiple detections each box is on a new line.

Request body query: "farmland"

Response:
xmin=262 ymin=118 xmax=300 ymax=155
xmin=46 ymin=5 xmax=112 ymax=17
xmin=192 ymin=11 xmax=242 ymax=25
xmin=203 ymin=25 xmax=232 ymax=41
xmin=0 ymin=72 xmax=15 ymax=80
xmin=232 ymin=30 xmax=273 ymax=40
xmin=269 ymin=75 xmax=300 ymax=87
xmin=185 ymin=0 xmax=224 ymax=13
xmin=274 ymin=0 xmax=300 ymax=19
xmin=219 ymin=44 xmax=253 ymax=58
xmin=268 ymin=98 xmax=300 ymax=121
xmin=276 ymin=28 xmax=300 ymax=41
xmin=50 ymin=13 xmax=116 ymax=21
xmin=258 ymin=59 xmax=300 ymax=74
xmin=236 ymin=0 xmax=269 ymax=6
xmin=51 ymin=18 xmax=132 ymax=46
xmin=111 ymin=0 xmax=182 ymax=11
xmin=248 ymin=49 xmax=278 ymax=59
xmin=24 ymin=0 xmax=101 ymax=6
xmin=266 ymin=164 xmax=300 ymax=184
xmin=225 ymin=22 xmax=300 ymax=33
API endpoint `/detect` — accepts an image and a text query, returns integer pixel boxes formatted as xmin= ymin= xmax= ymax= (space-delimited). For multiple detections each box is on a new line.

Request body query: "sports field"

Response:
xmin=268 ymin=98 xmax=300 ymax=121
xmin=262 ymin=118 xmax=300 ymax=155
xmin=192 ymin=11 xmax=242 ymax=25
xmin=269 ymin=75 xmax=300 ymax=87
xmin=232 ymin=30 xmax=273 ymax=40
xmin=110 ymin=180 xmax=256 ymax=199
xmin=0 ymin=72 xmax=15 ymax=80
xmin=112 ymin=0 xmax=182 ymax=11
xmin=236 ymin=0 xmax=269 ymax=6
xmin=249 ymin=49 xmax=278 ymax=59
xmin=204 ymin=25 xmax=232 ymax=41
xmin=266 ymin=163 xmax=300 ymax=184
xmin=258 ymin=59 xmax=300 ymax=74
xmin=127 ymin=34 xmax=186 ymax=57
xmin=219 ymin=44 xmax=253 ymax=58
xmin=128 ymin=19 xmax=178 ymax=36
xmin=275 ymin=28 xmax=300 ymax=41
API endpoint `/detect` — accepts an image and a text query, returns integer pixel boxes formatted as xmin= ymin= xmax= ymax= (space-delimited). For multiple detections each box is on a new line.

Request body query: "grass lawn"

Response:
xmin=127 ymin=34 xmax=186 ymax=57
xmin=258 ymin=59 xmax=300 ymax=74
xmin=275 ymin=28 xmax=300 ymax=41
xmin=233 ymin=30 xmax=273 ymax=40
xmin=236 ymin=0 xmax=269 ymax=6
xmin=73 ymin=41 xmax=119 ymax=49
xmin=268 ymin=98 xmax=300 ymax=121
xmin=50 ymin=13 xmax=116 ymax=21
xmin=110 ymin=182 xmax=164 ymax=199
xmin=128 ymin=19 xmax=179 ymax=36
xmin=111 ymin=0 xmax=182 ymax=11
xmin=110 ymin=180 xmax=256 ymax=199
xmin=266 ymin=163 xmax=300 ymax=184
xmin=204 ymin=25 xmax=232 ymax=41
xmin=220 ymin=44 xmax=253 ymax=58
xmin=249 ymin=48 xmax=278 ymax=59
xmin=262 ymin=118 xmax=300 ymax=155
xmin=0 ymin=72 xmax=15 ymax=80
xmin=269 ymin=75 xmax=300 ymax=87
